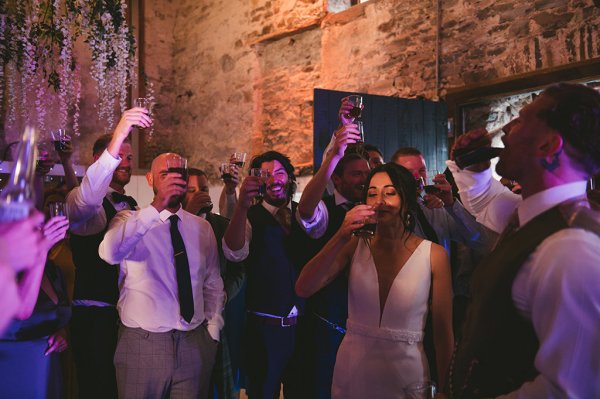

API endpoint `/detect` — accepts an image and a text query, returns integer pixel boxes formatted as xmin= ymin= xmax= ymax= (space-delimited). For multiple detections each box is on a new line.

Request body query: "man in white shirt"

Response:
xmin=99 ymin=153 xmax=224 ymax=399
xmin=66 ymin=107 xmax=151 ymax=399
xmin=448 ymin=82 xmax=600 ymax=398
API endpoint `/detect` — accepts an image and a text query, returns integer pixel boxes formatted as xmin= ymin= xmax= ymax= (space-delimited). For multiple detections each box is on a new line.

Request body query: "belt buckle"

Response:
xmin=281 ymin=316 xmax=293 ymax=327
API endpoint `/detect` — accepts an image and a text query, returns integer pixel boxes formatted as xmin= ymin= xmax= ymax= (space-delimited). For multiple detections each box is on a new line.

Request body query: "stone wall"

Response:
xmin=139 ymin=0 xmax=598 ymax=179
xmin=5 ymin=0 xmax=595 ymax=174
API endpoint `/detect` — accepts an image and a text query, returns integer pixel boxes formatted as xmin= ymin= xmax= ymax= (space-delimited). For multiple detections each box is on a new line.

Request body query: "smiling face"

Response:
xmin=261 ymin=159 xmax=290 ymax=207
xmin=111 ymin=142 xmax=133 ymax=190
xmin=332 ymin=158 xmax=370 ymax=202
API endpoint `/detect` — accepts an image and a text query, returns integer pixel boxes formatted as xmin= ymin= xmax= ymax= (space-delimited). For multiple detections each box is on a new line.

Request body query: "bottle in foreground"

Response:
xmin=0 ymin=126 xmax=38 ymax=222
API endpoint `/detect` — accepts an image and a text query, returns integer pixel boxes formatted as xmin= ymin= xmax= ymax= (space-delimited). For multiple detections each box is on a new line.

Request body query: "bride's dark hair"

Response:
xmin=362 ymin=163 xmax=419 ymax=235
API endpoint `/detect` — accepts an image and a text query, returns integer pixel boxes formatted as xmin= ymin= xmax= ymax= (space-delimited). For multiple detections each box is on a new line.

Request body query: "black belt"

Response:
xmin=248 ymin=312 xmax=298 ymax=327
xmin=314 ymin=312 xmax=346 ymax=334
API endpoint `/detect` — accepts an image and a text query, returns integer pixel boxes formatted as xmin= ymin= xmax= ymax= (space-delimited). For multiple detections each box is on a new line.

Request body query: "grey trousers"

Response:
xmin=114 ymin=324 xmax=218 ymax=399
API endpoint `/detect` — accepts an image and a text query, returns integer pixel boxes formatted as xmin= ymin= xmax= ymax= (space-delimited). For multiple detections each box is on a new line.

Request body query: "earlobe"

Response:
xmin=539 ymin=133 xmax=563 ymax=157
xmin=146 ymin=172 xmax=153 ymax=187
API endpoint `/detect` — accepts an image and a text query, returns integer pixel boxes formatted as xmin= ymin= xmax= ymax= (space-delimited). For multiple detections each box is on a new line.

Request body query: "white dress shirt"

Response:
xmin=99 ymin=205 xmax=225 ymax=340
xmin=66 ymin=149 xmax=133 ymax=236
xmin=295 ymin=189 xmax=351 ymax=239
xmin=448 ymin=160 xmax=600 ymax=398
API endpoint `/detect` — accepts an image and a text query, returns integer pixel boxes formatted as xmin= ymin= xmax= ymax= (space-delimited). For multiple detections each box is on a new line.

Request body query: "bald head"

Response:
xmin=146 ymin=153 xmax=187 ymax=209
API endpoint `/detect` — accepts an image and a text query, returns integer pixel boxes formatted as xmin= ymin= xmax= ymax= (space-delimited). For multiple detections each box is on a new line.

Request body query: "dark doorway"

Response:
xmin=313 ymin=89 xmax=449 ymax=173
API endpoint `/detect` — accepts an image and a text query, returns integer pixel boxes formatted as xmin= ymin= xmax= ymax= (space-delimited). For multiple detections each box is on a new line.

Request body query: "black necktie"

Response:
xmin=168 ymin=215 xmax=194 ymax=323
xmin=111 ymin=192 xmax=138 ymax=210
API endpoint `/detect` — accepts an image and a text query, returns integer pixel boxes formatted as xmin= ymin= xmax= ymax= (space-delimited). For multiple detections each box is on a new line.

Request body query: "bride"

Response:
xmin=296 ymin=162 xmax=453 ymax=398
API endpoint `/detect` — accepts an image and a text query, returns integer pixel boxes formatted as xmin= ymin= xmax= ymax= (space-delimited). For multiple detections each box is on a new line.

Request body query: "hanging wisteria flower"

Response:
xmin=0 ymin=0 xmax=137 ymax=137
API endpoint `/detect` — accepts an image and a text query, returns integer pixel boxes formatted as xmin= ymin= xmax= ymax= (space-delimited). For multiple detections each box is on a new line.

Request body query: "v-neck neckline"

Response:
xmin=370 ymin=239 xmax=426 ymax=327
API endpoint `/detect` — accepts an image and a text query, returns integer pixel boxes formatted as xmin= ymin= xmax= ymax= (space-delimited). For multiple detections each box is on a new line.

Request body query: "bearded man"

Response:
xmin=223 ymin=150 xmax=308 ymax=399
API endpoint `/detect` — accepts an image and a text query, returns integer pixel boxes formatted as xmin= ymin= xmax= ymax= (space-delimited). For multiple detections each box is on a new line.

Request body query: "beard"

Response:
xmin=112 ymin=167 xmax=132 ymax=187
xmin=264 ymin=182 xmax=289 ymax=207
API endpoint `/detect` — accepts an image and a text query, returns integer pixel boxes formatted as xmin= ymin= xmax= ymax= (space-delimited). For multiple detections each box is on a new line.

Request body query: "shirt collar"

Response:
xmin=158 ymin=205 xmax=185 ymax=223
xmin=518 ymin=181 xmax=588 ymax=226
xmin=333 ymin=189 xmax=351 ymax=206
xmin=261 ymin=199 xmax=292 ymax=216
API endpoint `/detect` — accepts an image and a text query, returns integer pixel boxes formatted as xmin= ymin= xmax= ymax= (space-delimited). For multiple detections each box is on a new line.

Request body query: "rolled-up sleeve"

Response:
xmin=447 ymin=160 xmax=520 ymax=234
xmin=295 ymin=200 xmax=329 ymax=239
xmin=222 ymin=220 xmax=252 ymax=262
xmin=99 ymin=206 xmax=159 ymax=265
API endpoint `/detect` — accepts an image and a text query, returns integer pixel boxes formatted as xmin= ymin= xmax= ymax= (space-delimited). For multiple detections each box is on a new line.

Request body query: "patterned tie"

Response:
xmin=168 ymin=215 xmax=194 ymax=323
xmin=111 ymin=191 xmax=138 ymax=210
xmin=274 ymin=206 xmax=292 ymax=235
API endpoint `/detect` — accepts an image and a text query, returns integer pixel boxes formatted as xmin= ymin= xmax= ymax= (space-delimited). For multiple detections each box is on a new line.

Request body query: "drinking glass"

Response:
xmin=352 ymin=207 xmax=378 ymax=238
xmin=232 ymin=152 xmax=247 ymax=169
xmin=249 ymin=168 xmax=269 ymax=199
xmin=50 ymin=129 xmax=71 ymax=153
xmin=135 ymin=97 xmax=152 ymax=113
xmin=220 ymin=163 xmax=234 ymax=180
xmin=166 ymin=156 xmax=188 ymax=185
xmin=48 ymin=201 xmax=67 ymax=218
xmin=404 ymin=381 xmax=436 ymax=399
xmin=423 ymin=169 xmax=440 ymax=195
xmin=355 ymin=120 xmax=365 ymax=143
xmin=346 ymin=95 xmax=363 ymax=119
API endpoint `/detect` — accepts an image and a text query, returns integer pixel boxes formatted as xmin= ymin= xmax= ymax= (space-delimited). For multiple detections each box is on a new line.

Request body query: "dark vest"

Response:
xmin=70 ymin=198 xmax=121 ymax=304
xmin=245 ymin=202 xmax=305 ymax=316
xmin=450 ymin=198 xmax=600 ymax=398
xmin=298 ymin=195 xmax=349 ymax=326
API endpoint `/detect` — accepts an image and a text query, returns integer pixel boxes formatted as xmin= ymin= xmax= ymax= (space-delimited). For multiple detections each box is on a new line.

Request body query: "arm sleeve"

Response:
xmin=295 ymin=200 xmax=329 ymax=239
xmin=498 ymin=230 xmax=600 ymax=399
xmin=443 ymin=200 xmax=487 ymax=248
xmin=203 ymin=228 xmax=226 ymax=341
xmin=446 ymin=160 xmax=520 ymax=234
xmin=98 ymin=206 xmax=160 ymax=265
xmin=222 ymin=220 xmax=252 ymax=262
xmin=66 ymin=150 xmax=121 ymax=235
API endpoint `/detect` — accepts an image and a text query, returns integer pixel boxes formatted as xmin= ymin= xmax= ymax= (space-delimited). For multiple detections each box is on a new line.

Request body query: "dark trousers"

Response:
xmin=70 ymin=306 xmax=119 ymax=399
xmin=244 ymin=317 xmax=305 ymax=399
xmin=313 ymin=318 xmax=344 ymax=399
